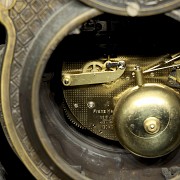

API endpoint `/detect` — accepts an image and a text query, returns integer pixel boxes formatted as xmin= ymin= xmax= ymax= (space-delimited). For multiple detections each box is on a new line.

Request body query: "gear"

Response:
xmin=82 ymin=61 xmax=104 ymax=73
xmin=63 ymin=101 xmax=86 ymax=129
xmin=62 ymin=55 xmax=180 ymax=141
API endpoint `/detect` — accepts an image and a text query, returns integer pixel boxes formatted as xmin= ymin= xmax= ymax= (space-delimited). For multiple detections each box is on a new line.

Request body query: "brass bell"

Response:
xmin=113 ymin=66 xmax=180 ymax=158
xmin=113 ymin=83 xmax=180 ymax=158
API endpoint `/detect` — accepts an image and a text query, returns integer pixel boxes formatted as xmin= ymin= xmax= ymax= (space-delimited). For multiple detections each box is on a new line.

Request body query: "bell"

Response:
xmin=113 ymin=83 xmax=180 ymax=158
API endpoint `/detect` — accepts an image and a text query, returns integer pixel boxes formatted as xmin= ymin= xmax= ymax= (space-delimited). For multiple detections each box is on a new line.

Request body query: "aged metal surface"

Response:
xmin=0 ymin=0 xmax=16 ymax=9
xmin=0 ymin=0 xmax=180 ymax=179
xmin=62 ymin=60 xmax=126 ymax=86
xmin=162 ymin=166 xmax=180 ymax=180
xmin=80 ymin=0 xmax=180 ymax=16
xmin=166 ymin=8 xmax=180 ymax=22
xmin=63 ymin=55 xmax=180 ymax=141
xmin=114 ymin=84 xmax=180 ymax=157
xmin=0 ymin=0 xmax=101 ymax=179
xmin=143 ymin=117 xmax=161 ymax=135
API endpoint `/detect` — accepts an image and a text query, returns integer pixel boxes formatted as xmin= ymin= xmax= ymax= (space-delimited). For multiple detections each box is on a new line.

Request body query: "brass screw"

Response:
xmin=144 ymin=117 xmax=160 ymax=134
xmin=63 ymin=77 xmax=71 ymax=86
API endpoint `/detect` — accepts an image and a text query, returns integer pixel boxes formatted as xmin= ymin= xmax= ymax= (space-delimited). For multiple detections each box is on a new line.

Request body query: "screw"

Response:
xmin=74 ymin=103 xmax=78 ymax=108
xmin=87 ymin=101 xmax=95 ymax=109
xmin=150 ymin=72 xmax=155 ymax=77
xmin=150 ymin=124 xmax=155 ymax=129
xmin=126 ymin=2 xmax=140 ymax=17
xmin=169 ymin=80 xmax=174 ymax=85
xmin=64 ymin=79 xmax=69 ymax=84
xmin=135 ymin=66 xmax=141 ymax=70
xmin=132 ymin=72 xmax=135 ymax=76
xmin=144 ymin=117 xmax=160 ymax=134
xmin=63 ymin=77 xmax=71 ymax=86
xmin=118 ymin=61 xmax=126 ymax=70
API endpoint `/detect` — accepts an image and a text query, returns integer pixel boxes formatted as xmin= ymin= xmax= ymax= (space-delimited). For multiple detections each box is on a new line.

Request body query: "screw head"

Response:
xmin=63 ymin=76 xmax=71 ymax=86
xmin=144 ymin=117 xmax=161 ymax=134
xmin=87 ymin=101 xmax=95 ymax=109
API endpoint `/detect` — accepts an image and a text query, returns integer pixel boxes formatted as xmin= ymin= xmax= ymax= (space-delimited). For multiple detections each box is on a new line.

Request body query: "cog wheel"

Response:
xmin=82 ymin=61 xmax=104 ymax=73
xmin=63 ymin=101 xmax=86 ymax=129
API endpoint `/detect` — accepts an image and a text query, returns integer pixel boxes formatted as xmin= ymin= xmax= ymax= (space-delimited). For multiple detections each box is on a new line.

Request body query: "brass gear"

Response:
xmin=63 ymin=101 xmax=86 ymax=129
xmin=82 ymin=61 xmax=104 ymax=73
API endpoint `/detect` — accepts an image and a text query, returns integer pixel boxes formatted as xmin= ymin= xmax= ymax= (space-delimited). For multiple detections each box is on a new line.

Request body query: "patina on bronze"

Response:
xmin=80 ymin=0 xmax=180 ymax=16
xmin=0 ymin=0 xmax=180 ymax=179
xmin=0 ymin=0 xmax=16 ymax=9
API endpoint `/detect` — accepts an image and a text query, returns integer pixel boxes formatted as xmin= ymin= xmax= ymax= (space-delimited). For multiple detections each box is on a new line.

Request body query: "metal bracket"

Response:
xmin=62 ymin=61 xmax=126 ymax=86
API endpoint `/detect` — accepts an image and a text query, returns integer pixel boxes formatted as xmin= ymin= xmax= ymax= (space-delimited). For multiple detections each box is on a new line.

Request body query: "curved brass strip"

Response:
xmin=0 ymin=9 xmax=47 ymax=180
xmin=0 ymin=0 xmax=16 ymax=10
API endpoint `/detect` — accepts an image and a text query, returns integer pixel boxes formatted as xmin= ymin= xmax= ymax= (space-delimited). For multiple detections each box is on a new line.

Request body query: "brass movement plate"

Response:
xmin=62 ymin=55 xmax=179 ymax=141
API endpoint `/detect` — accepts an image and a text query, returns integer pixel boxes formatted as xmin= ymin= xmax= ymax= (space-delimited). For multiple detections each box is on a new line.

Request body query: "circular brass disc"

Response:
xmin=80 ymin=0 xmax=180 ymax=16
xmin=114 ymin=84 xmax=180 ymax=158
